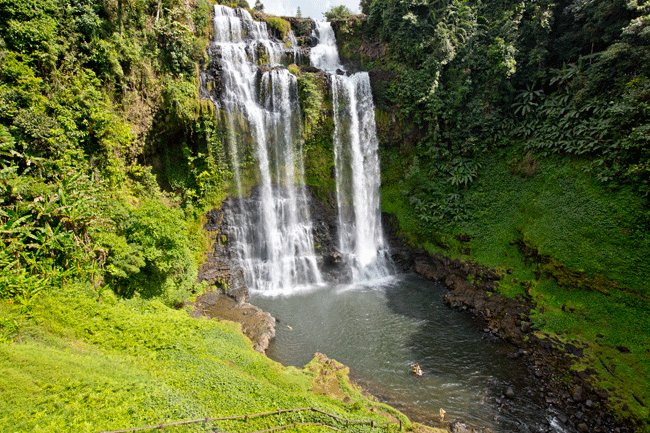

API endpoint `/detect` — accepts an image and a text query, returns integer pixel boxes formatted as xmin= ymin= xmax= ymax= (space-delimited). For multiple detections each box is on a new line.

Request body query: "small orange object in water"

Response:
xmin=411 ymin=363 xmax=423 ymax=377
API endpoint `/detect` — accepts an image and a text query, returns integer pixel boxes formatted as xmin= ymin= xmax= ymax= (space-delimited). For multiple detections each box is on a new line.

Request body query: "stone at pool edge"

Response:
xmin=192 ymin=291 xmax=276 ymax=353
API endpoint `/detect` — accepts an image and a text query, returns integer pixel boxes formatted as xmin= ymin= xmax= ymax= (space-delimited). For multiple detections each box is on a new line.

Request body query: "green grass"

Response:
xmin=381 ymin=146 xmax=650 ymax=426
xmin=461 ymin=151 xmax=649 ymax=296
xmin=261 ymin=16 xmax=291 ymax=40
xmin=0 ymin=284 xmax=409 ymax=433
xmin=530 ymin=279 xmax=649 ymax=425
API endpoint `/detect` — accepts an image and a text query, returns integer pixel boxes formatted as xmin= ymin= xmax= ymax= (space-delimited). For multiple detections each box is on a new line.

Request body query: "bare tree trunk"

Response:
xmin=117 ymin=0 xmax=123 ymax=34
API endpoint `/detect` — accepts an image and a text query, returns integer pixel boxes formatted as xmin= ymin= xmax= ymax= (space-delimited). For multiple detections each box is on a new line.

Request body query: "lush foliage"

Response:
xmin=343 ymin=0 xmax=650 ymax=224
xmin=0 ymin=284 xmax=411 ymax=432
xmin=325 ymin=5 xmax=353 ymax=21
xmin=297 ymin=71 xmax=337 ymax=204
xmin=264 ymin=16 xmax=292 ymax=39
xmin=0 ymin=0 xmax=229 ymax=303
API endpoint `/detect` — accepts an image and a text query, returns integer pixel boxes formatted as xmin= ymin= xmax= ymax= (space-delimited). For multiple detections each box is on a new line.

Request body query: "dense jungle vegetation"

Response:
xmin=0 ymin=0 xmax=232 ymax=304
xmin=1 ymin=0 xmax=649 ymax=430
xmin=330 ymin=0 xmax=649 ymax=427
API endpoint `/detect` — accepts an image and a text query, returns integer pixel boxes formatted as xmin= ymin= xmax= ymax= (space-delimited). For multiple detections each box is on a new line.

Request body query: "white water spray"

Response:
xmin=212 ymin=5 xmax=322 ymax=294
xmin=311 ymin=22 xmax=393 ymax=282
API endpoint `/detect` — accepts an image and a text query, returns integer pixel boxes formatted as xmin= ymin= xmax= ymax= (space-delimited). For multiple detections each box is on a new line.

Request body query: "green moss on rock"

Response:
xmin=298 ymin=72 xmax=337 ymax=204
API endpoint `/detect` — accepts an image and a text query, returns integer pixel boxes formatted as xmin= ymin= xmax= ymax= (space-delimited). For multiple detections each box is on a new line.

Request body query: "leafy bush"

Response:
xmin=263 ymin=15 xmax=291 ymax=40
xmin=297 ymin=72 xmax=325 ymax=138
xmin=111 ymin=199 xmax=197 ymax=303
xmin=155 ymin=11 xmax=198 ymax=76
xmin=514 ymin=70 xmax=650 ymax=195
xmin=324 ymin=5 xmax=353 ymax=21
xmin=0 ymin=156 xmax=99 ymax=297
xmin=287 ymin=63 xmax=300 ymax=76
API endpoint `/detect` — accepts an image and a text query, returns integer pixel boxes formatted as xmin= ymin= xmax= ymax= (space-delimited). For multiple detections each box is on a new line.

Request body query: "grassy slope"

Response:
xmin=381 ymin=146 xmax=650 ymax=426
xmin=0 ymin=283 xmax=413 ymax=433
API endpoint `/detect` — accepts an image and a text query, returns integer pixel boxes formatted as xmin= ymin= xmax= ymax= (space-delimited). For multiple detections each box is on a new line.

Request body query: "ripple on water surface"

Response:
xmin=252 ymin=273 xmax=572 ymax=433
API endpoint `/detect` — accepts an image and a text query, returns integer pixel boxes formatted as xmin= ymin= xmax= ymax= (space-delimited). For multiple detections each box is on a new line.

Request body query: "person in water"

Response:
xmin=411 ymin=363 xmax=423 ymax=377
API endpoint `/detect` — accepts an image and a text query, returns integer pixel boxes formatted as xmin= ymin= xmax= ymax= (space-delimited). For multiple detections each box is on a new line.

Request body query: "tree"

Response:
xmin=296 ymin=6 xmax=302 ymax=18
xmin=254 ymin=0 xmax=264 ymax=12
xmin=324 ymin=5 xmax=352 ymax=21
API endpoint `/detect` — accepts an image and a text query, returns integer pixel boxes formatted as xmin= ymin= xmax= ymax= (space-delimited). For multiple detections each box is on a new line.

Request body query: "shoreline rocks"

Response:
xmin=405 ymin=247 xmax=634 ymax=433
xmin=197 ymin=205 xmax=249 ymax=303
xmin=192 ymin=291 xmax=276 ymax=353
xmin=195 ymin=202 xmax=276 ymax=353
xmin=380 ymin=210 xmax=635 ymax=432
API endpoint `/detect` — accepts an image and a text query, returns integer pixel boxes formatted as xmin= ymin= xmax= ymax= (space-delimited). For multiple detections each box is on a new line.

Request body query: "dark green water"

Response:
xmin=252 ymin=274 xmax=569 ymax=433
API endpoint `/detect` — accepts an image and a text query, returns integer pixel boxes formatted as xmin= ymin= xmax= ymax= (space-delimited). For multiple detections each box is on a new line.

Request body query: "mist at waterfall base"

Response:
xmin=208 ymin=8 xmax=569 ymax=433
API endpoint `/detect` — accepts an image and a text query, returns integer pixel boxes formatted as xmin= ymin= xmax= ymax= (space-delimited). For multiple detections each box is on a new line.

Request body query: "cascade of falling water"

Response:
xmin=311 ymin=22 xmax=393 ymax=282
xmin=212 ymin=5 xmax=322 ymax=294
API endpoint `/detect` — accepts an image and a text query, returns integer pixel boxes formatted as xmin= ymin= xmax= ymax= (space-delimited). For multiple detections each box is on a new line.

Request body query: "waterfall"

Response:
xmin=207 ymin=9 xmax=391 ymax=294
xmin=310 ymin=22 xmax=343 ymax=71
xmin=211 ymin=5 xmax=322 ymax=294
xmin=311 ymin=22 xmax=393 ymax=282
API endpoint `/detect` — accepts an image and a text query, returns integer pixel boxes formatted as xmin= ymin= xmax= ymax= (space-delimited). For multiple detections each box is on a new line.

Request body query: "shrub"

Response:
xmin=263 ymin=16 xmax=291 ymax=40
xmin=297 ymin=72 xmax=325 ymax=138
xmin=108 ymin=199 xmax=198 ymax=304
xmin=324 ymin=5 xmax=353 ymax=21
xmin=287 ymin=63 xmax=300 ymax=76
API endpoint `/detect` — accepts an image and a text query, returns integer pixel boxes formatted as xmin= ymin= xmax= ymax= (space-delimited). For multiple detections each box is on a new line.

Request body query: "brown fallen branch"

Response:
xmin=248 ymin=422 xmax=341 ymax=433
xmin=99 ymin=407 xmax=396 ymax=433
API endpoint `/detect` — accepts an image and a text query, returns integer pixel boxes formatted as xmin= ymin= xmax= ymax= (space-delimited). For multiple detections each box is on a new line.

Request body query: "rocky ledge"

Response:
xmin=194 ymin=187 xmax=345 ymax=353
xmin=192 ymin=291 xmax=276 ymax=353
xmin=194 ymin=204 xmax=276 ymax=353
